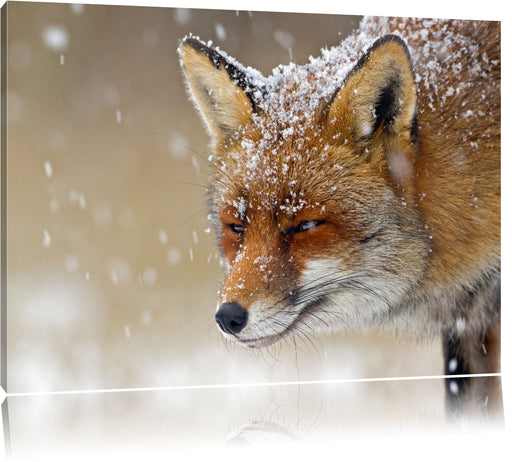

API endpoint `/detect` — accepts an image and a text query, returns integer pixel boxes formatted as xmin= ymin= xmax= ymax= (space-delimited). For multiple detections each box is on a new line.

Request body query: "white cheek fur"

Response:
xmin=301 ymin=259 xmax=342 ymax=287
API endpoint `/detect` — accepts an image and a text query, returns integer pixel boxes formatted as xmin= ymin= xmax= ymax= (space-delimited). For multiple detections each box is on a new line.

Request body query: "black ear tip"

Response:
xmin=378 ymin=34 xmax=409 ymax=47
xmin=180 ymin=35 xmax=219 ymax=61
xmin=370 ymin=34 xmax=413 ymax=68
xmin=179 ymin=35 xmax=237 ymax=78
xmin=178 ymin=35 xmax=196 ymax=55
xmin=370 ymin=34 xmax=409 ymax=52
xmin=180 ymin=35 xmax=198 ymax=48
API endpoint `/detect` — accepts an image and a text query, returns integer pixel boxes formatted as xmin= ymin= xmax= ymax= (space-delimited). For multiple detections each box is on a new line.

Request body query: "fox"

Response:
xmin=179 ymin=16 xmax=501 ymax=419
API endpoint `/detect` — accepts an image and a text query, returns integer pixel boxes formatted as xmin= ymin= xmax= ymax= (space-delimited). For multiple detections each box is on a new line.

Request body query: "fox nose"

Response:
xmin=215 ymin=302 xmax=248 ymax=335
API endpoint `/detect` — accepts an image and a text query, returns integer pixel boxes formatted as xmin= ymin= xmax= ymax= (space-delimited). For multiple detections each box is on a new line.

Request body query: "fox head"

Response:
xmin=179 ymin=34 xmax=430 ymax=347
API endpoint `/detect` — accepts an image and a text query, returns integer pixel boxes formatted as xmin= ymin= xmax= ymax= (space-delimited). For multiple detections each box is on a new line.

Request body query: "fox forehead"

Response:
xmin=213 ymin=139 xmax=359 ymax=222
xmin=214 ymin=115 xmax=365 ymax=208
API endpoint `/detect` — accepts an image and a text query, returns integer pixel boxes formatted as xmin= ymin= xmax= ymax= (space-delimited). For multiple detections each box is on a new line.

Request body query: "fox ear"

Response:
xmin=179 ymin=37 xmax=258 ymax=143
xmin=327 ymin=35 xmax=417 ymax=142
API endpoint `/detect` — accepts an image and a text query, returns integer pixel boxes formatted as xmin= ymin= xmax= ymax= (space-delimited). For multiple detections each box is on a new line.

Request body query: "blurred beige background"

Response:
xmin=6 ymin=2 xmax=442 ymax=393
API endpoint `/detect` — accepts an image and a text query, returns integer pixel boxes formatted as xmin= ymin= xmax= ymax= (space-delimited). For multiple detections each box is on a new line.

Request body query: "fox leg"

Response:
xmin=442 ymin=321 xmax=503 ymax=422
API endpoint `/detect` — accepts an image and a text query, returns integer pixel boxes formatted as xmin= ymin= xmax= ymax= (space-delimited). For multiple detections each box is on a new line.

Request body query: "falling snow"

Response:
xmin=174 ymin=8 xmax=191 ymax=25
xmin=141 ymin=310 xmax=152 ymax=326
xmin=42 ymin=229 xmax=51 ymax=248
xmin=142 ymin=268 xmax=158 ymax=285
xmin=214 ymin=23 xmax=227 ymax=41
xmin=104 ymin=85 xmax=121 ymax=107
xmin=78 ymin=194 xmax=87 ymax=209
xmin=70 ymin=4 xmax=85 ymax=15
xmin=64 ymin=255 xmax=79 ymax=273
xmin=41 ymin=25 xmax=69 ymax=52
xmin=166 ymin=247 xmax=181 ymax=265
xmin=43 ymin=161 xmax=53 ymax=178
xmin=168 ymin=131 xmax=189 ymax=161
xmin=273 ymin=29 xmax=294 ymax=50
xmin=158 ymin=229 xmax=168 ymax=245
xmin=49 ymin=199 xmax=59 ymax=212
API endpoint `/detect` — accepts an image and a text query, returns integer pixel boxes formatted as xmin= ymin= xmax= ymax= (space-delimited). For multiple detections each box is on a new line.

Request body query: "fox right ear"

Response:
xmin=327 ymin=35 xmax=417 ymax=143
xmin=179 ymin=37 xmax=258 ymax=144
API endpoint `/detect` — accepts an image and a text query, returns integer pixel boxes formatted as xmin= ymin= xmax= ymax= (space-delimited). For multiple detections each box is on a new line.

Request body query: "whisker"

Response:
xmin=280 ymin=267 xmax=394 ymax=312
xmin=125 ymin=121 xmax=243 ymax=194
xmin=168 ymin=180 xmax=209 ymax=190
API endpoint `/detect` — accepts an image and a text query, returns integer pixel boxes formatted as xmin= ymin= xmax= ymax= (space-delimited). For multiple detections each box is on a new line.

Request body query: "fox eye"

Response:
xmin=298 ymin=220 xmax=322 ymax=232
xmin=291 ymin=220 xmax=325 ymax=235
xmin=229 ymin=223 xmax=244 ymax=234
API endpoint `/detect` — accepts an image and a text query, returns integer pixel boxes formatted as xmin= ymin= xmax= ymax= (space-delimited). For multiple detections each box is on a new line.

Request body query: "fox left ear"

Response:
xmin=179 ymin=37 xmax=259 ymax=144
xmin=327 ymin=35 xmax=417 ymax=142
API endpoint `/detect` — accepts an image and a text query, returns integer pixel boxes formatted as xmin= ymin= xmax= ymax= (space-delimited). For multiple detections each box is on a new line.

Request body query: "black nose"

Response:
xmin=215 ymin=302 xmax=248 ymax=335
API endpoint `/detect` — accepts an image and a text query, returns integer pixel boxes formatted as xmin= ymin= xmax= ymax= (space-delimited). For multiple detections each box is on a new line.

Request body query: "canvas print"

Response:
xmin=179 ymin=16 xmax=501 ymax=418
xmin=0 ymin=1 xmax=503 ymax=456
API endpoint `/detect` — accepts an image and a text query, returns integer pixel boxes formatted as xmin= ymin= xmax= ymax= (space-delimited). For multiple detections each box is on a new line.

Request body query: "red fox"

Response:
xmin=179 ymin=16 xmax=501 ymax=418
